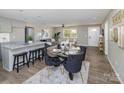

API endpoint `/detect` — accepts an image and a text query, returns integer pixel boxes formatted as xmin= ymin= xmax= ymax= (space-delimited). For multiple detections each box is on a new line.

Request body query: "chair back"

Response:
xmin=44 ymin=43 xmax=61 ymax=66
xmin=44 ymin=43 xmax=51 ymax=65
xmin=63 ymin=52 xmax=84 ymax=73
xmin=80 ymin=46 xmax=87 ymax=60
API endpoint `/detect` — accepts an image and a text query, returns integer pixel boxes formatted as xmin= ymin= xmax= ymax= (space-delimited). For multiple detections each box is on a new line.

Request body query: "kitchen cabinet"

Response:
xmin=0 ymin=18 xmax=11 ymax=33
xmin=11 ymin=27 xmax=25 ymax=44
xmin=12 ymin=20 xmax=26 ymax=28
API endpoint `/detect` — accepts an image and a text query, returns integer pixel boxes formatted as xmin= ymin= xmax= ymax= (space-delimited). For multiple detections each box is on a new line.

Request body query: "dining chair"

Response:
xmin=63 ymin=52 xmax=84 ymax=82
xmin=80 ymin=46 xmax=87 ymax=70
xmin=44 ymin=43 xmax=62 ymax=77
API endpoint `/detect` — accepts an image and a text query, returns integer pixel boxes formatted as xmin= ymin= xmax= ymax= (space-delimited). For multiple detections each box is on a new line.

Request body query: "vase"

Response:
xmin=28 ymin=41 xmax=33 ymax=44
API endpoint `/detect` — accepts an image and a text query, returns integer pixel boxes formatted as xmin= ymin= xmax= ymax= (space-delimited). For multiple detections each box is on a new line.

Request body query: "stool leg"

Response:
xmin=42 ymin=49 xmax=44 ymax=60
xmin=39 ymin=50 xmax=42 ymax=61
xmin=17 ymin=56 xmax=19 ymax=73
xmin=32 ymin=52 xmax=35 ymax=65
xmin=13 ymin=56 xmax=16 ymax=71
xmin=26 ymin=54 xmax=29 ymax=68
xmin=35 ymin=50 xmax=38 ymax=60
xmin=29 ymin=52 xmax=31 ymax=63
xmin=38 ymin=50 xmax=40 ymax=61
xmin=23 ymin=54 xmax=25 ymax=65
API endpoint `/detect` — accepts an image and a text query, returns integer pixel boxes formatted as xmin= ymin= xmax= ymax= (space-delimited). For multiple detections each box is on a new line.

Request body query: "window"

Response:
xmin=63 ymin=29 xmax=77 ymax=38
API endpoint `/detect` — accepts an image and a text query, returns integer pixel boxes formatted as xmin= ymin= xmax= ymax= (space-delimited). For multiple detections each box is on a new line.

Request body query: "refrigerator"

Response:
xmin=25 ymin=27 xmax=34 ymax=43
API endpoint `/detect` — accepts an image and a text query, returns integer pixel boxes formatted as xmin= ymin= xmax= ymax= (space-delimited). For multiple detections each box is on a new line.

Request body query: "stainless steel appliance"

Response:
xmin=25 ymin=27 xmax=34 ymax=43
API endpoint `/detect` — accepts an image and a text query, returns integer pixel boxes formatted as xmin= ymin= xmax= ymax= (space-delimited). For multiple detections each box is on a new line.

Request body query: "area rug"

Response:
xmin=23 ymin=61 xmax=89 ymax=84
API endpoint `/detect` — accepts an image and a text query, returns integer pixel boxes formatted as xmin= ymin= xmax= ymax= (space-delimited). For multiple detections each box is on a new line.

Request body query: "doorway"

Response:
xmin=88 ymin=27 xmax=100 ymax=47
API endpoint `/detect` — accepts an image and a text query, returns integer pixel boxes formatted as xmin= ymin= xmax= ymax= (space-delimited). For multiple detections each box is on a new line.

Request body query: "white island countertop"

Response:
xmin=1 ymin=41 xmax=45 ymax=72
xmin=2 ymin=42 xmax=45 ymax=50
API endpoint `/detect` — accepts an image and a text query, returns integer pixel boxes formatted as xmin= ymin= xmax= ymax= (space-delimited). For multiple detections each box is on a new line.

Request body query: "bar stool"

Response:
xmin=37 ymin=48 xmax=44 ymax=61
xmin=13 ymin=52 xmax=29 ymax=73
xmin=29 ymin=49 xmax=37 ymax=65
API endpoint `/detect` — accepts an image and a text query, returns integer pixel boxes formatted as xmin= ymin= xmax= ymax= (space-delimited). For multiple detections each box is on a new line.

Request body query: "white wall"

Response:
xmin=53 ymin=25 xmax=100 ymax=46
xmin=103 ymin=9 xmax=124 ymax=83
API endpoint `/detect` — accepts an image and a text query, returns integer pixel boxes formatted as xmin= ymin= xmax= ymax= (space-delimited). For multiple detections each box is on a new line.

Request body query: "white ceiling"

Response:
xmin=0 ymin=9 xmax=111 ymax=27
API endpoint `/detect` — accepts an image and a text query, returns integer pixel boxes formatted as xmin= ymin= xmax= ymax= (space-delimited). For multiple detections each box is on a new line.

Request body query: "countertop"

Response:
xmin=2 ymin=42 xmax=45 ymax=50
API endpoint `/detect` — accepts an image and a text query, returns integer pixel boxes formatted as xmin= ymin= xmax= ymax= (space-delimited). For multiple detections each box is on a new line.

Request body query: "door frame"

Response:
xmin=104 ymin=21 xmax=109 ymax=55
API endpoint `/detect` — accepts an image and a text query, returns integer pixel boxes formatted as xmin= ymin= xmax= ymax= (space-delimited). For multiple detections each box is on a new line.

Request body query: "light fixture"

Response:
xmin=19 ymin=10 xmax=24 ymax=12
xmin=62 ymin=24 xmax=64 ymax=28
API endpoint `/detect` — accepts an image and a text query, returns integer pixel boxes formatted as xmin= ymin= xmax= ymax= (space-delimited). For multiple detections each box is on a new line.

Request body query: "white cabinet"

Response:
xmin=11 ymin=27 xmax=25 ymax=43
xmin=12 ymin=20 xmax=26 ymax=28
xmin=0 ymin=18 xmax=11 ymax=33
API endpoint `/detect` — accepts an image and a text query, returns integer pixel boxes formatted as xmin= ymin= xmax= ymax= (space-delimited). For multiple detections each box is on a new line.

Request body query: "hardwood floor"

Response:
xmin=0 ymin=47 xmax=120 ymax=84
xmin=0 ymin=60 xmax=46 ymax=84
xmin=86 ymin=47 xmax=120 ymax=84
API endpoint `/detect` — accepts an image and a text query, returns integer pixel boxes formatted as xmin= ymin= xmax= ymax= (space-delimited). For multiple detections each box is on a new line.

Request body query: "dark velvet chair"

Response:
xmin=80 ymin=46 xmax=87 ymax=70
xmin=80 ymin=46 xmax=86 ymax=53
xmin=44 ymin=43 xmax=62 ymax=77
xmin=44 ymin=43 xmax=62 ymax=66
xmin=42 ymin=43 xmax=53 ymax=60
xmin=63 ymin=52 xmax=84 ymax=81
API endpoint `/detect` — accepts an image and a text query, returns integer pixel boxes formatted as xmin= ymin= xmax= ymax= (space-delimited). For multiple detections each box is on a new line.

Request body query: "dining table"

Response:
xmin=48 ymin=45 xmax=81 ymax=57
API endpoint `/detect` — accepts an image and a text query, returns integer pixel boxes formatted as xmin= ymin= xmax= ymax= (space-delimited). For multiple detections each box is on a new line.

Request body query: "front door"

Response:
xmin=88 ymin=27 xmax=100 ymax=46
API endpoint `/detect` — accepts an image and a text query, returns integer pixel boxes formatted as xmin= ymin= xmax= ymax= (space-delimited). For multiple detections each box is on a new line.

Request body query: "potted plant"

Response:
xmin=27 ymin=36 xmax=33 ymax=44
xmin=53 ymin=32 xmax=61 ymax=43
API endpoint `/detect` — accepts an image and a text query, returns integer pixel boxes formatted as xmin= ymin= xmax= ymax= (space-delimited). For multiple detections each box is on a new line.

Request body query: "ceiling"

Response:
xmin=0 ymin=9 xmax=111 ymax=27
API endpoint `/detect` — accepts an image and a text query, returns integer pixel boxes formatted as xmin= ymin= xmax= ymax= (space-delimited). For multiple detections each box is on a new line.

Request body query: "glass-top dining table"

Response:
xmin=47 ymin=45 xmax=81 ymax=58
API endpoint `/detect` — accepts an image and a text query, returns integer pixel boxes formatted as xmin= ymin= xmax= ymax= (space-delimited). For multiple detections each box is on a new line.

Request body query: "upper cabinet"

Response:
xmin=0 ymin=18 xmax=11 ymax=33
xmin=11 ymin=20 xmax=26 ymax=28
xmin=0 ymin=17 xmax=26 ymax=33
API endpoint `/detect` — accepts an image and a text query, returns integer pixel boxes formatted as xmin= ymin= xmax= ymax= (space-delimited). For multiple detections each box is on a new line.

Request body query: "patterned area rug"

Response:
xmin=23 ymin=62 xmax=89 ymax=84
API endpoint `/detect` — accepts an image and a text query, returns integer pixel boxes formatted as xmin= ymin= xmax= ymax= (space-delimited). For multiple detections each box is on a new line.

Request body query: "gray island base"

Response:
xmin=1 ymin=42 xmax=45 ymax=72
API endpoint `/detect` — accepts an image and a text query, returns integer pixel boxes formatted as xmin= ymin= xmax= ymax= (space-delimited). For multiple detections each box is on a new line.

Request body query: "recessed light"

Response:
xmin=19 ymin=10 xmax=24 ymax=12
xmin=37 ymin=16 xmax=41 ymax=18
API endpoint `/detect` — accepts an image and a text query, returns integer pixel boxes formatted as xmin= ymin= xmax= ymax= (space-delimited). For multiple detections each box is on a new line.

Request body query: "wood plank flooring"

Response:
xmin=86 ymin=47 xmax=120 ymax=84
xmin=0 ymin=47 xmax=120 ymax=84
xmin=0 ymin=60 xmax=46 ymax=84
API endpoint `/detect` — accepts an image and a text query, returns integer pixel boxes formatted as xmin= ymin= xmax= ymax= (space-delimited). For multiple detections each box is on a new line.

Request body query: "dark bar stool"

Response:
xmin=29 ymin=49 xmax=37 ymax=65
xmin=37 ymin=48 xmax=44 ymax=61
xmin=13 ymin=52 xmax=29 ymax=73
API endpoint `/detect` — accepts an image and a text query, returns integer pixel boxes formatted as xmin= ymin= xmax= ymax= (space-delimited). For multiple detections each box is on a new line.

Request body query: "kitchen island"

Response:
xmin=1 ymin=42 xmax=45 ymax=72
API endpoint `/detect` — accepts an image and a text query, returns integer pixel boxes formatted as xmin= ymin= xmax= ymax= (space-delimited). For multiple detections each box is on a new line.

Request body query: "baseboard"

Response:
xmin=3 ymin=65 xmax=11 ymax=72
xmin=107 ymin=56 xmax=123 ymax=84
